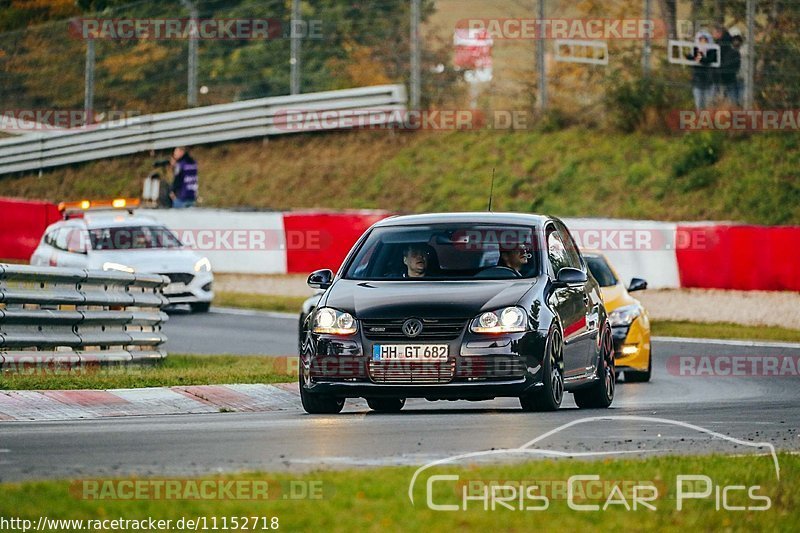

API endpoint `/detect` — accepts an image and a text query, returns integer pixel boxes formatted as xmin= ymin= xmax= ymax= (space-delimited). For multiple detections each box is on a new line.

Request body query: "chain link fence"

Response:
xmin=0 ymin=0 xmax=798 ymax=131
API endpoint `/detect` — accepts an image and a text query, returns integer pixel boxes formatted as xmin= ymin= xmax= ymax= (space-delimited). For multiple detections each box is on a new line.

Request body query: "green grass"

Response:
xmin=2 ymin=128 xmax=799 ymax=224
xmin=214 ymin=291 xmax=307 ymax=314
xmin=0 ymin=354 xmax=296 ymax=390
xmin=0 ymin=453 xmax=796 ymax=531
xmin=653 ymin=321 xmax=800 ymax=343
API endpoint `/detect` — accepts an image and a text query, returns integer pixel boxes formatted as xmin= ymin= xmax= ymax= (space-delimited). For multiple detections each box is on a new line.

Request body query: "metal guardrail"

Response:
xmin=0 ymin=264 xmax=169 ymax=367
xmin=0 ymin=84 xmax=407 ymax=175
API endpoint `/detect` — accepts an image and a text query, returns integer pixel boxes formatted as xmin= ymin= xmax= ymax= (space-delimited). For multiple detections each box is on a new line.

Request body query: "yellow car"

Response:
xmin=584 ymin=253 xmax=652 ymax=382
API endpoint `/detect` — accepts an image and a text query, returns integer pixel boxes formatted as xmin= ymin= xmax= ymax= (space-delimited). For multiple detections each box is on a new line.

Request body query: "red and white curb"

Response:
xmin=0 ymin=383 xmax=301 ymax=422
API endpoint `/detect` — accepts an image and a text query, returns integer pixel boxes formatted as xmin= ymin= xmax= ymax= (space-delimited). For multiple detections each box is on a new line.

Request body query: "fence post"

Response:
xmin=642 ymin=0 xmax=652 ymax=76
xmin=182 ymin=0 xmax=199 ymax=107
xmin=84 ymin=39 xmax=95 ymax=121
xmin=537 ymin=0 xmax=548 ymax=111
xmin=744 ymin=0 xmax=755 ymax=108
xmin=290 ymin=0 xmax=301 ymax=95
xmin=410 ymin=0 xmax=421 ymax=109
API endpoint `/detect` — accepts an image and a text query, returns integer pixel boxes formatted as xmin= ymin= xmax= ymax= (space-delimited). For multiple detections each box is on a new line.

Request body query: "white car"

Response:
xmin=30 ymin=202 xmax=213 ymax=312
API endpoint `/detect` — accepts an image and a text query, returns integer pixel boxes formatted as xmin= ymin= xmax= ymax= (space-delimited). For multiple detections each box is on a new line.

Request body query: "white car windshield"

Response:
xmin=88 ymin=226 xmax=182 ymax=250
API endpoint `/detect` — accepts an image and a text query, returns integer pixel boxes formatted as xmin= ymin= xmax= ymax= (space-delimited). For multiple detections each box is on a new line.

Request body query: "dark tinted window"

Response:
xmin=546 ymin=229 xmax=570 ymax=274
xmin=556 ymin=222 xmax=583 ymax=269
xmin=344 ymin=224 xmax=538 ymax=280
xmin=585 ymin=256 xmax=618 ymax=287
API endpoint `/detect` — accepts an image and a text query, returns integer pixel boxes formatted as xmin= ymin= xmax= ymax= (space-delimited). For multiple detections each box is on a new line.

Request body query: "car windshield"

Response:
xmin=585 ymin=255 xmax=618 ymax=287
xmin=88 ymin=226 xmax=182 ymax=250
xmin=344 ymin=224 xmax=539 ymax=280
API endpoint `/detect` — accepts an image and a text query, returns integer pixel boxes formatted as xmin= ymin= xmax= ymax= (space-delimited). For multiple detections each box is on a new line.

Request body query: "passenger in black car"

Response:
xmin=402 ymin=244 xmax=429 ymax=278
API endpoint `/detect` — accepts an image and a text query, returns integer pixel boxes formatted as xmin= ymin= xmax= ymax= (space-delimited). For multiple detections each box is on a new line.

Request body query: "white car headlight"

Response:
xmin=102 ymin=262 xmax=135 ymax=273
xmin=608 ymin=304 xmax=642 ymax=327
xmin=470 ymin=306 xmax=527 ymax=334
xmin=313 ymin=307 xmax=357 ymax=335
xmin=194 ymin=257 xmax=212 ymax=273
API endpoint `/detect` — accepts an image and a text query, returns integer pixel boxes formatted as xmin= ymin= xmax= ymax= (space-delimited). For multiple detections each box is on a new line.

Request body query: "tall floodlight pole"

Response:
xmin=410 ymin=0 xmax=421 ymax=109
xmin=290 ymin=0 xmax=301 ymax=94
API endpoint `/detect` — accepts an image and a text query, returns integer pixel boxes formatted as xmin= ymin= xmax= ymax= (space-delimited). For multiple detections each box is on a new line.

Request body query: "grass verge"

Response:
xmin=652 ymin=320 xmax=800 ymax=343
xmin=214 ymin=291 xmax=307 ymax=314
xmin=0 ymin=355 xmax=296 ymax=391
xmin=3 ymin=128 xmax=799 ymax=225
xmin=0 ymin=453 xmax=795 ymax=531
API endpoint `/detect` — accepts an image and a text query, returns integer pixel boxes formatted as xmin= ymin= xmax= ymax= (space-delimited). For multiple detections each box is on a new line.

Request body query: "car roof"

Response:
xmin=57 ymin=212 xmax=162 ymax=229
xmin=373 ymin=212 xmax=552 ymax=228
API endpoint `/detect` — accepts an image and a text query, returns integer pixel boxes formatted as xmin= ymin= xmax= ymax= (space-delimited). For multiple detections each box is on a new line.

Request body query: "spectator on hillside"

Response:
xmin=712 ymin=24 xmax=740 ymax=105
xmin=170 ymin=147 xmax=198 ymax=208
xmin=686 ymin=31 xmax=717 ymax=110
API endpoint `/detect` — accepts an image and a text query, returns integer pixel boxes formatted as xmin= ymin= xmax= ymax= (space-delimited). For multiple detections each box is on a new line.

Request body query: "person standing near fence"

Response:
xmin=169 ymin=146 xmax=199 ymax=208
xmin=712 ymin=24 xmax=739 ymax=105
xmin=687 ymin=31 xmax=717 ymax=110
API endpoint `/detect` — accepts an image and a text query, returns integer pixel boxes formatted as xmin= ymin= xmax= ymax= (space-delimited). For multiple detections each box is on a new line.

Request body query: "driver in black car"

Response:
xmin=402 ymin=244 xmax=429 ymax=278
xmin=498 ymin=242 xmax=530 ymax=275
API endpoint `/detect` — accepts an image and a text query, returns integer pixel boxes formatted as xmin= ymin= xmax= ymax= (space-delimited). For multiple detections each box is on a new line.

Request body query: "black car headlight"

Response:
xmin=313 ymin=307 xmax=357 ymax=335
xmin=608 ymin=304 xmax=642 ymax=327
xmin=470 ymin=306 xmax=527 ymax=334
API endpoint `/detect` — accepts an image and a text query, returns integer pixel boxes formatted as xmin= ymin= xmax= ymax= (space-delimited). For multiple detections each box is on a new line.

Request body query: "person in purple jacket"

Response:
xmin=169 ymin=146 xmax=198 ymax=208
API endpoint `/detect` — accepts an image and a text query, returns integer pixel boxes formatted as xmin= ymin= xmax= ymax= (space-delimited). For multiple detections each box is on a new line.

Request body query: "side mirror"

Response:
xmin=307 ymin=269 xmax=333 ymax=290
xmin=628 ymin=277 xmax=648 ymax=292
xmin=554 ymin=267 xmax=587 ymax=287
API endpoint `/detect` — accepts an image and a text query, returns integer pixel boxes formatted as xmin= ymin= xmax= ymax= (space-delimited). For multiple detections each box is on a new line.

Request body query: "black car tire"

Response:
xmin=520 ymin=327 xmax=564 ymax=412
xmin=190 ymin=302 xmax=211 ymax=313
xmin=366 ymin=397 xmax=406 ymax=413
xmin=299 ymin=372 xmax=345 ymax=414
xmin=625 ymin=346 xmax=652 ymax=383
xmin=298 ymin=312 xmax=308 ymax=355
xmin=574 ymin=325 xmax=615 ymax=409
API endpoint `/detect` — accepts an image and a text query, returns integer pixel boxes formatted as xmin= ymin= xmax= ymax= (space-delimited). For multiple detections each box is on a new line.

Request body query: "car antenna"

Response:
xmin=487 ymin=168 xmax=495 ymax=212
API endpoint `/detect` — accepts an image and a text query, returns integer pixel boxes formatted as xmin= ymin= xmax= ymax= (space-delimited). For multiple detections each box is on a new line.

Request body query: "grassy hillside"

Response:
xmin=2 ymin=128 xmax=799 ymax=224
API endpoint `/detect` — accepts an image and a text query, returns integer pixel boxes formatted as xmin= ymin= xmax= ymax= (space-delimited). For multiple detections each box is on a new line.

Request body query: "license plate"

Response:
xmin=372 ymin=344 xmax=449 ymax=361
xmin=163 ymin=282 xmax=186 ymax=295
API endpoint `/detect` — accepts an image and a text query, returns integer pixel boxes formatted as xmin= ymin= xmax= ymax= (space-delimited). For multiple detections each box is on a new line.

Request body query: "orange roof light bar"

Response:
xmin=58 ymin=198 xmax=140 ymax=218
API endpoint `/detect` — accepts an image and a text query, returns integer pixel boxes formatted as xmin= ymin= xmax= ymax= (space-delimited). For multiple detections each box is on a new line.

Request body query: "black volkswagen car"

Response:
xmin=299 ymin=213 xmax=614 ymax=414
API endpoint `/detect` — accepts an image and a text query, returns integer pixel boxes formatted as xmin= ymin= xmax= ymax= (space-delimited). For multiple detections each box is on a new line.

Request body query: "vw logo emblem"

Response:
xmin=402 ymin=318 xmax=423 ymax=338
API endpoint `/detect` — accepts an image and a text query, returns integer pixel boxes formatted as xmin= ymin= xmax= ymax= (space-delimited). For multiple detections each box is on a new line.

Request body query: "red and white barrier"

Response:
xmin=2 ymin=199 xmax=798 ymax=291
xmin=0 ymin=197 xmax=60 ymax=261
xmin=676 ymin=223 xmax=800 ymax=291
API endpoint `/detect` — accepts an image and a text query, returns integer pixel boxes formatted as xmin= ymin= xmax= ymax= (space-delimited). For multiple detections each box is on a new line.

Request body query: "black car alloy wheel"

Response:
xmin=574 ymin=324 xmax=615 ymax=409
xmin=520 ymin=326 xmax=564 ymax=412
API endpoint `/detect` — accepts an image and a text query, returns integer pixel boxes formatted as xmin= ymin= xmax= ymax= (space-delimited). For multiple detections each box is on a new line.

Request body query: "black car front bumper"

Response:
xmin=301 ymin=329 xmax=548 ymax=400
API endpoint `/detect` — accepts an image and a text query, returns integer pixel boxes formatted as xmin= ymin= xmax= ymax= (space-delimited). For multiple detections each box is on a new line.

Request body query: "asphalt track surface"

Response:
xmin=1 ymin=308 xmax=798 ymax=482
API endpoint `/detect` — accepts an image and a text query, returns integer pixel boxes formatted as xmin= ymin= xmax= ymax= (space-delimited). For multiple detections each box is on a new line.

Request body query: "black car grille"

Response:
xmin=362 ymin=318 xmax=467 ymax=341
xmin=368 ymin=360 xmax=456 ymax=384
xmin=161 ymin=272 xmax=195 ymax=285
